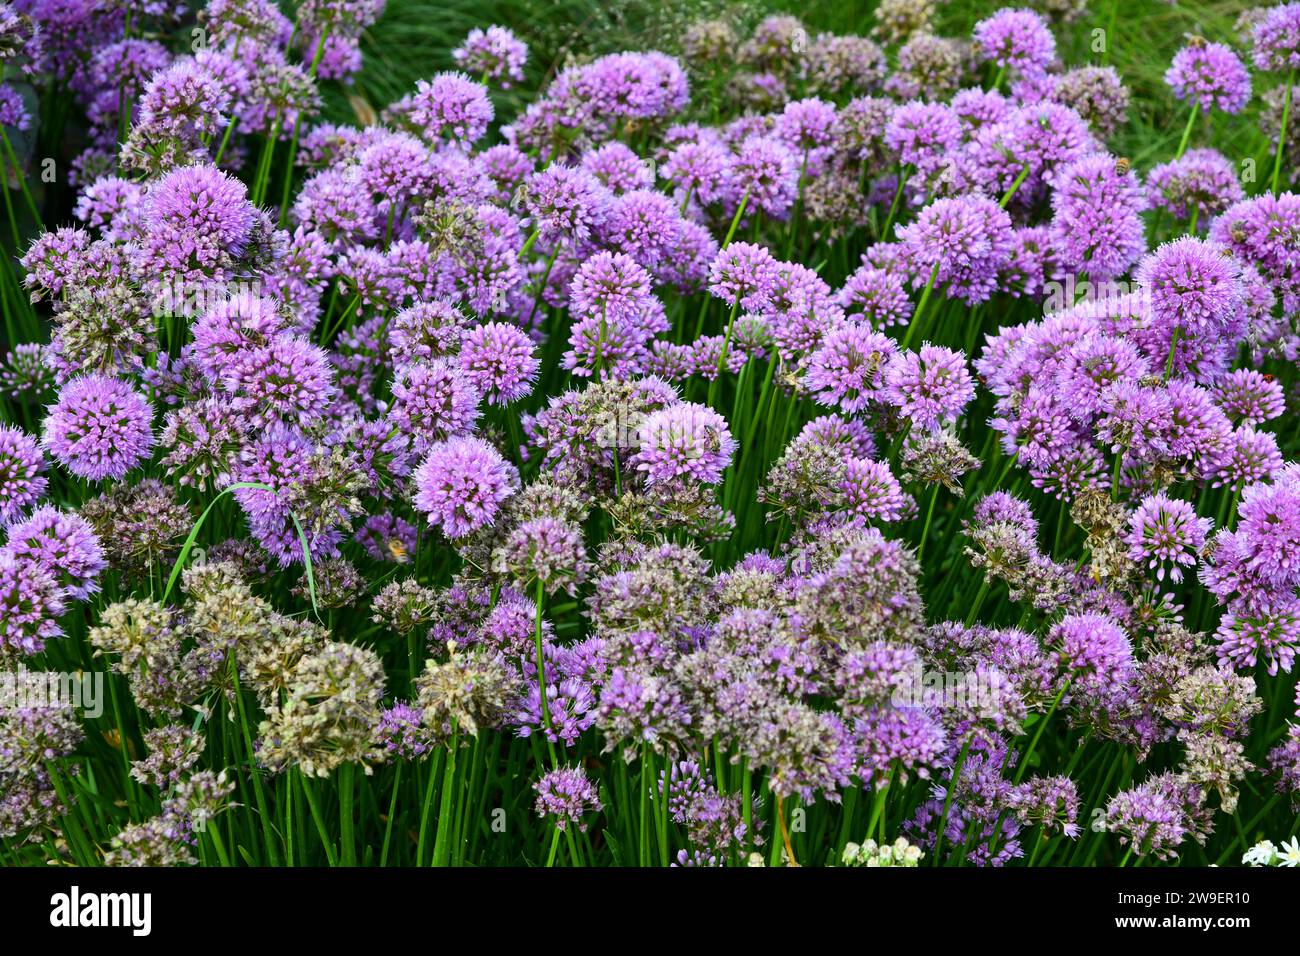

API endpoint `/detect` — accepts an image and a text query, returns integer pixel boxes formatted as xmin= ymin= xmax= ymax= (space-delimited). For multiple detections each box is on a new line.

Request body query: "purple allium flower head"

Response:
xmin=1213 ymin=369 xmax=1286 ymax=427
xmin=952 ymin=87 xmax=1011 ymax=133
xmin=1135 ymin=236 xmax=1242 ymax=338
xmin=453 ymin=25 xmax=528 ymax=88
xmin=1252 ymin=3 xmax=1300 ymax=72
xmin=388 ymin=360 xmax=481 ymax=453
xmin=883 ymin=345 xmax=975 ymax=428
xmin=42 ymin=375 xmax=154 ymax=482
xmin=731 ymin=135 xmax=799 ymax=219
xmin=1104 ymin=773 xmax=1209 ymax=861
xmin=201 ymin=0 xmax=292 ymax=45
xmin=1051 ymin=65 xmax=1130 ymax=140
xmin=356 ymin=130 xmax=433 ymax=204
xmin=480 ymin=143 xmax=534 ymax=201
xmin=499 ymin=517 xmax=589 ymax=595
xmin=459 ymin=321 xmax=538 ymax=406
xmin=1051 ymin=612 xmax=1136 ymax=689
xmin=795 ymin=414 xmax=878 ymax=462
xmin=293 ymin=167 xmax=379 ymax=248
xmin=897 ymin=196 xmax=1014 ymax=305
xmin=600 ymin=188 xmax=682 ymax=270
xmin=1054 ymin=332 xmax=1148 ymax=417
xmin=631 ymin=402 xmax=737 ymax=485
xmin=1005 ymin=775 xmax=1081 ymax=838
xmin=190 ymin=292 xmax=290 ymax=381
xmin=390 ymin=301 xmax=468 ymax=367
xmin=957 ymin=101 xmax=1096 ymax=205
xmin=839 ymin=262 xmax=911 ymax=329
xmin=0 ymin=82 xmax=30 ymax=131
xmin=375 ymin=701 xmax=436 ymax=759
xmin=806 ymin=33 xmax=887 ymax=96
xmin=522 ymin=163 xmax=612 ymax=245
xmin=4 ymin=505 xmax=106 ymax=601
xmin=1208 ymin=193 xmax=1300 ymax=315
xmin=136 ymin=59 xmax=230 ymax=138
xmin=1049 ymin=153 xmax=1146 ymax=280
xmin=805 ymin=325 xmax=897 ymax=413
xmin=1097 ymin=380 xmax=1172 ymax=462
xmin=1146 ymin=148 xmax=1244 ymax=224
xmin=841 ymin=457 xmax=908 ymax=522
xmin=517 ymin=665 xmax=598 ymax=749
xmin=1165 ymin=42 xmax=1252 ymax=114
xmin=533 ymin=766 xmax=602 ymax=831
xmin=580 ymin=141 xmax=654 ymax=193
xmin=222 ymin=337 xmax=338 ymax=428
xmin=1271 ymin=724 xmax=1300 ymax=801
xmin=973 ymin=490 xmax=1040 ymax=541
xmin=74 ymin=176 xmax=144 ymax=241
xmin=884 ymin=101 xmax=961 ymax=178
xmin=1233 ymin=471 xmax=1300 ymax=592
xmin=973 ymin=8 xmax=1056 ymax=77
xmin=1216 ymin=598 xmax=1300 ymax=676
xmin=663 ymin=139 xmax=734 ymax=206
xmin=707 ymin=241 xmax=778 ymax=307
xmin=412 ymin=435 xmax=518 ymax=538
xmin=1126 ymin=493 xmax=1211 ymax=582
xmin=0 ymin=550 xmax=66 ymax=656
xmin=20 ymin=227 xmax=90 ymax=300
xmin=408 ymin=72 xmax=493 ymax=145
xmin=143 ymin=165 xmax=257 ymax=259
xmin=887 ymin=32 xmax=965 ymax=100
xmin=573 ymin=51 xmax=689 ymax=121
xmin=775 ymin=97 xmax=838 ymax=153
xmin=0 ymin=425 xmax=46 ymax=524
xmin=569 ymin=251 xmax=654 ymax=322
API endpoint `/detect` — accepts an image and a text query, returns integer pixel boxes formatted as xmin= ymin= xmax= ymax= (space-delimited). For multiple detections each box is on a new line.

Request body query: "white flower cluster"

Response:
xmin=841 ymin=836 xmax=923 ymax=867
xmin=1242 ymin=836 xmax=1300 ymax=867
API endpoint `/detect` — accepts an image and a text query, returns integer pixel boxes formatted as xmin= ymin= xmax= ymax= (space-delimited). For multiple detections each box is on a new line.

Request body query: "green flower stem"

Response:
xmin=339 ymin=762 xmax=356 ymax=866
xmin=277 ymin=31 xmax=331 ymax=222
xmin=999 ymin=164 xmax=1030 ymax=209
xmin=880 ymin=164 xmax=911 ymax=241
xmin=430 ymin=724 xmax=459 ymax=866
xmin=0 ymin=126 xmax=41 ymax=225
xmin=299 ymin=771 xmax=337 ymax=866
xmin=1163 ymin=326 xmax=1181 ymax=381
xmin=545 ymin=824 xmax=562 ymax=866
xmin=900 ymin=262 xmax=941 ymax=351
xmin=1174 ymin=100 xmax=1199 ymax=160
xmin=721 ymin=190 xmax=751 ymax=249
xmin=932 ymin=736 xmax=971 ymax=865
xmin=416 ymin=749 xmax=443 ymax=865
xmin=706 ymin=292 xmax=743 ymax=409
xmin=1272 ymin=70 xmax=1296 ymax=195
xmin=916 ymin=483 xmax=941 ymax=565
xmin=1014 ymin=681 xmax=1071 ymax=785
xmin=379 ymin=762 xmax=402 ymax=866
xmin=534 ymin=580 xmax=558 ymax=768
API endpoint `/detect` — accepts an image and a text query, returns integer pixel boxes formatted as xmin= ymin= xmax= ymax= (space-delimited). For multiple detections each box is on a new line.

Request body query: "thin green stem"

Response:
xmin=1174 ymin=100 xmax=1198 ymax=161
xmin=1272 ymin=71 xmax=1295 ymax=195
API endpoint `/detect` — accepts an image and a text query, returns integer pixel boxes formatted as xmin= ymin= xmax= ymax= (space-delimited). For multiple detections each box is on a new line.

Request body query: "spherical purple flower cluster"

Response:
xmin=1126 ymin=493 xmax=1211 ymax=583
xmin=631 ymin=402 xmax=737 ymax=486
xmin=0 ymin=426 xmax=46 ymax=524
xmin=1165 ymin=42 xmax=1252 ymax=114
xmin=452 ymin=26 xmax=527 ymax=88
xmin=533 ymin=766 xmax=602 ymax=831
xmin=973 ymin=8 xmax=1056 ymax=78
xmin=413 ymin=436 xmax=518 ymax=538
xmin=42 ymin=375 xmax=154 ymax=482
